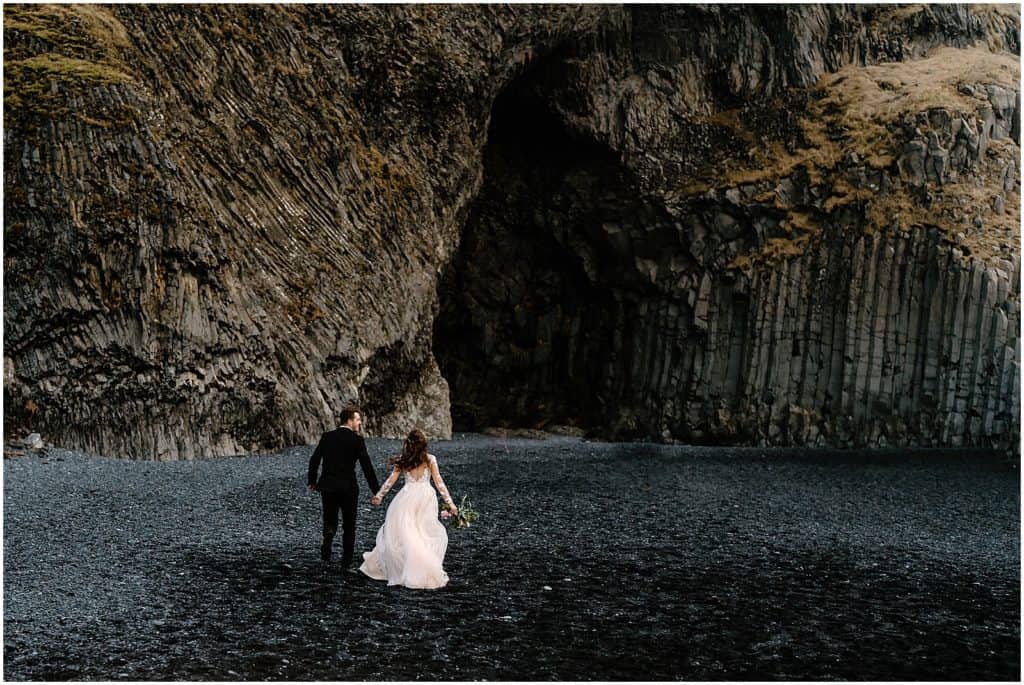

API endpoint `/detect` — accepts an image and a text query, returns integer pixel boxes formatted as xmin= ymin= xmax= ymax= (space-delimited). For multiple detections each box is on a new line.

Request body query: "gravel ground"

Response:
xmin=3 ymin=435 xmax=1019 ymax=681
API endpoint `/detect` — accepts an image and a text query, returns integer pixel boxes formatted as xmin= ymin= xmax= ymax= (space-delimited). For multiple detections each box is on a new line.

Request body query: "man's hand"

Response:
xmin=371 ymin=495 xmax=382 ymax=506
xmin=308 ymin=484 xmax=317 ymax=493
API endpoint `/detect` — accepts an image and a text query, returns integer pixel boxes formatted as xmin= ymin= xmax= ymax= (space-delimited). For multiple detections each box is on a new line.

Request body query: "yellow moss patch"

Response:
xmin=804 ymin=46 xmax=1016 ymax=173
xmin=706 ymin=46 xmax=1020 ymax=194
xmin=711 ymin=44 xmax=1019 ymax=264
xmin=4 ymin=4 xmax=130 ymax=63
xmin=810 ymin=45 xmax=1018 ymax=153
xmin=5 ymin=4 xmax=135 ymax=122
xmin=865 ymin=174 xmax=1021 ymax=260
xmin=727 ymin=234 xmax=819 ymax=272
xmin=726 ymin=210 xmax=824 ymax=272
xmin=5 ymin=52 xmax=133 ymax=119
xmin=7 ymin=53 xmax=131 ymax=85
xmin=785 ymin=210 xmax=821 ymax=235
xmin=349 ymin=141 xmax=420 ymax=200
xmin=726 ymin=254 xmax=753 ymax=271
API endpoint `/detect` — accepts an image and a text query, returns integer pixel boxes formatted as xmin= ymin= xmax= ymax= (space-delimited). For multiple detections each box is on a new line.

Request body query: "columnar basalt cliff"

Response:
xmin=4 ymin=5 xmax=1020 ymax=457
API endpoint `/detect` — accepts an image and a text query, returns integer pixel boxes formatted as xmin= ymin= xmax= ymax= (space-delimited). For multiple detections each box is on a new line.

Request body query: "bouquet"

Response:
xmin=440 ymin=494 xmax=480 ymax=529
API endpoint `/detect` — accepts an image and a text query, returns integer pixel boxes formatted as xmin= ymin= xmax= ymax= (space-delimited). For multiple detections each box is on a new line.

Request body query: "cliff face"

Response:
xmin=4 ymin=4 xmax=1020 ymax=457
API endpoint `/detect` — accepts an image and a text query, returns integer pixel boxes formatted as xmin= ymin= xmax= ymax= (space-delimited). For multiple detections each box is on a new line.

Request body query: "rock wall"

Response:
xmin=3 ymin=5 xmax=609 ymax=457
xmin=436 ymin=5 xmax=1022 ymax=450
xmin=4 ymin=4 xmax=1020 ymax=457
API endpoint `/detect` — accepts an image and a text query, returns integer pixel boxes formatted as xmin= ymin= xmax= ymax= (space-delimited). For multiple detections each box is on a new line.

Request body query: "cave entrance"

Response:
xmin=433 ymin=62 xmax=654 ymax=436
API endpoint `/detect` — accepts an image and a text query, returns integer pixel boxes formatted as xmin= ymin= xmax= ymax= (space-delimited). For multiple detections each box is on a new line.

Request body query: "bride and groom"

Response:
xmin=306 ymin=405 xmax=459 ymax=590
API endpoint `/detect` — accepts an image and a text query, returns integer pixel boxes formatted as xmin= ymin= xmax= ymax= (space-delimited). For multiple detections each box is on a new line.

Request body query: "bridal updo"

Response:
xmin=389 ymin=428 xmax=428 ymax=471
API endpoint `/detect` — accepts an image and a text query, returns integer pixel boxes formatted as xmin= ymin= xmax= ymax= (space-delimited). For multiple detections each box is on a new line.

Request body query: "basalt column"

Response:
xmin=435 ymin=7 xmax=1021 ymax=451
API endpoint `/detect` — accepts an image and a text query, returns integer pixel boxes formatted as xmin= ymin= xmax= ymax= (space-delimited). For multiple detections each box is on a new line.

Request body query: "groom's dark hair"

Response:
xmin=340 ymin=405 xmax=361 ymax=423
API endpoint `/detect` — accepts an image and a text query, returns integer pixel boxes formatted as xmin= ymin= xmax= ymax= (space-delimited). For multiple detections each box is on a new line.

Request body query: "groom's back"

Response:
xmin=312 ymin=428 xmax=360 ymax=491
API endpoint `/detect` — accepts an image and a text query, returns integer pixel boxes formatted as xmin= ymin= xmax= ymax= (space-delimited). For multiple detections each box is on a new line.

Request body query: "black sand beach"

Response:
xmin=3 ymin=435 xmax=1019 ymax=680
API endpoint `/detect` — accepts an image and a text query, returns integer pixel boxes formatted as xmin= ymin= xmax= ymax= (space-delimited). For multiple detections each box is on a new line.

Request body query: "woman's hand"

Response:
xmin=371 ymin=495 xmax=382 ymax=506
xmin=449 ymin=504 xmax=459 ymax=516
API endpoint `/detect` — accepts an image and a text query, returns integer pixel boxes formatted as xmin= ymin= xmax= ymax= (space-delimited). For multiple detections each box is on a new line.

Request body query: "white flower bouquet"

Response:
xmin=440 ymin=494 xmax=480 ymax=529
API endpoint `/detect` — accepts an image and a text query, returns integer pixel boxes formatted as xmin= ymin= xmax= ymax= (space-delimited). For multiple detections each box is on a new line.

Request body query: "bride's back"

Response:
xmin=403 ymin=454 xmax=433 ymax=482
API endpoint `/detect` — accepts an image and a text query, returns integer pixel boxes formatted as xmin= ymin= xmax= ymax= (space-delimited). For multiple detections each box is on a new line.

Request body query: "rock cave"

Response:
xmin=435 ymin=53 xmax=699 ymax=440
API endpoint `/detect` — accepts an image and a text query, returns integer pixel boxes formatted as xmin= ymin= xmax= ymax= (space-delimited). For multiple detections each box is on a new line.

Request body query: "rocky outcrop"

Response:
xmin=436 ymin=6 xmax=1022 ymax=451
xmin=3 ymin=5 xmax=610 ymax=457
xmin=4 ymin=4 xmax=1020 ymax=457
xmin=437 ymin=50 xmax=1022 ymax=449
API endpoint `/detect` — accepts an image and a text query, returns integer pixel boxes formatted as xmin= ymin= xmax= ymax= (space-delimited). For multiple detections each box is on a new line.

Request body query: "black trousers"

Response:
xmin=320 ymin=486 xmax=358 ymax=565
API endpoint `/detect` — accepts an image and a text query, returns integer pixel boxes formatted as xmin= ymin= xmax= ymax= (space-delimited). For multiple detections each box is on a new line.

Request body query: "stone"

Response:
xmin=898 ymin=140 xmax=928 ymax=186
xmin=715 ymin=212 xmax=743 ymax=241
xmin=985 ymin=84 xmax=1018 ymax=140
xmin=1002 ymin=161 xmax=1016 ymax=191
xmin=928 ymin=108 xmax=952 ymax=131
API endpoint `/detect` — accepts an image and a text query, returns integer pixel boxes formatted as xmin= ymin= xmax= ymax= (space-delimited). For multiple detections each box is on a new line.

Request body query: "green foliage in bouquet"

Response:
xmin=440 ymin=494 xmax=480 ymax=529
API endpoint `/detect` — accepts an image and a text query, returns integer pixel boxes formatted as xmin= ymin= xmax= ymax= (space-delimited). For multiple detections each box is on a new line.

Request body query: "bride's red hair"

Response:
xmin=389 ymin=428 xmax=428 ymax=471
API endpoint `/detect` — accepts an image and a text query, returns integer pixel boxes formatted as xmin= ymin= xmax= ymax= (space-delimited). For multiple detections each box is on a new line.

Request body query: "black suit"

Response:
xmin=307 ymin=427 xmax=381 ymax=565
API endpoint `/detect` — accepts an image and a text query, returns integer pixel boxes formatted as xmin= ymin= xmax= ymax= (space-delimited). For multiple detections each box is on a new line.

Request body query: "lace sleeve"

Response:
xmin=429 ymin=455 xmax=455 ymax=508
xmin=376 ymin=467 xmax=400 ymax=499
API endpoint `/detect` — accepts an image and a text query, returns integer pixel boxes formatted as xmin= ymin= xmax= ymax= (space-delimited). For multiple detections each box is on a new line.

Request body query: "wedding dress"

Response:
xmin=359 ymin=454 xmax=454 ymax=589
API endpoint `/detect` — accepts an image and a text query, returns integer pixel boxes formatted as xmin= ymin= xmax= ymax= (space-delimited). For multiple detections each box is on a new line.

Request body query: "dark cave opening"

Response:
xmin=433 ymin=68 xmax=662 ymax=437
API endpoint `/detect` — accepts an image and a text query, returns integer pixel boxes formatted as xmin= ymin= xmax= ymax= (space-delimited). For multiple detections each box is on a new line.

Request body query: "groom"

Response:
xmin=307 ymin=405 xmax=380 ymax=568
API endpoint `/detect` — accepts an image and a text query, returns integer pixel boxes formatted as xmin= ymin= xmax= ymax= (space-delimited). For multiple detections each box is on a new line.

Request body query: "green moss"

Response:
xmin=7 ymin=53 xmax=131 ymax=86
xmin=5 ymin=5 xmax=84 ymax=47
xmin=4 ymin=53 xmax=132 ymax=124
xmin=5 ymin=17 xmax=69 ymax=45
xmin=4 ymin=4 xmax=133 ymax=124
xmin=4 ymin=4 xmax=130 ymax=59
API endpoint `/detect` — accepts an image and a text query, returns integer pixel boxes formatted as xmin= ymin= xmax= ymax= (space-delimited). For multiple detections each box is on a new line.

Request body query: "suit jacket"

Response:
xmin=307 ymin=427 xmax=381 ymax=494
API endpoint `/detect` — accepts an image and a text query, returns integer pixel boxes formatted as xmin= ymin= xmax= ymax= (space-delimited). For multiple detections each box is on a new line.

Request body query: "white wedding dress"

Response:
xmin=359 ymin=454 xmax=453 ymax=589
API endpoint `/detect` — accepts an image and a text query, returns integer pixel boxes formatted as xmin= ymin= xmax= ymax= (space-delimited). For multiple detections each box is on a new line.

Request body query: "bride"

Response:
xmin=360 ymin=428 xmax=458 ymax=589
